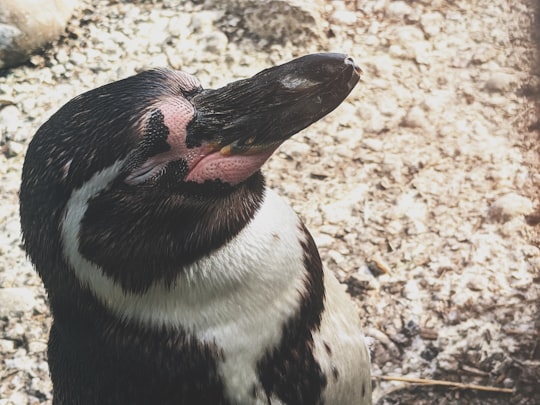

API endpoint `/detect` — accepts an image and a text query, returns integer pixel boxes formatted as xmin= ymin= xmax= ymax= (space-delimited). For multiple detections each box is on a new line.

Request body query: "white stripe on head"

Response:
xmin=61 ymin=159 xmax=125 ymax=294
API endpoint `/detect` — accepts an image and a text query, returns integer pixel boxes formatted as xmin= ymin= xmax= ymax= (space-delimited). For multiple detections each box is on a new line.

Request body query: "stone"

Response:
xmin=0 ymin=288 xmax=37 ymax=317
xmin=189 ymin=11 xmax=222 ymax=34
xmin=420 ymin=12 xmax=444 ymax=37
xmin=0 ymin=105 xmax=22 ymax=135
xmin=6 ymin=391 xmax=28 ymax=405
xmin=402 ymin=106 xmax=429 ymax=128
xmin=321 ymin=185 xmax=368 ymax=224
xmin=331 ymin=10 xmax=357 ymax=25
xmin=0 ymin=0 xmax=79 ymax=68
xmin=280 ymin=140 xmax=311 ymax=159
xmin=385 ymin=1 xmax=412 ymax=19
xmin=215 ymin=0 xmax=326 ymax=47
xmin=0 ymin=339 xmax=16 ymax=353
xmin=487 ymin=193 xmax=533 ymax=223
xmin=313 ymin=234 xmax=334 ymax=248
xmin=201 ymin=32 xmax=229 ymax=55
xmin=27 ymin=340 xmax=48 ymax=353
xmin=4 ymin=140 xmax=26 ymax=157
xmin=483 ymin=72 xmax=517 ymax=93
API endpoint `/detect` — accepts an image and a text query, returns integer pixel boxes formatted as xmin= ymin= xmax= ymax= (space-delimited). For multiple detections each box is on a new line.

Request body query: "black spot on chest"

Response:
xmin=256 ymin=225 xmax=327 ymax=405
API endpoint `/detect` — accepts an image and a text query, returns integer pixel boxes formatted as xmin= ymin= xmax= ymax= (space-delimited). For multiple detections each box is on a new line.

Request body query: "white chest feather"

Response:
xmin=61 ymin=164 xmax=309 ymax=403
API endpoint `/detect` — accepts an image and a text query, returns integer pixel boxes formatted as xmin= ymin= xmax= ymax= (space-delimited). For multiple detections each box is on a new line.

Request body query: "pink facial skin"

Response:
xmin=127 ymin=98 xmax=277 ymax=187
xmin=185 ymin=145 xmax=278 ymax=185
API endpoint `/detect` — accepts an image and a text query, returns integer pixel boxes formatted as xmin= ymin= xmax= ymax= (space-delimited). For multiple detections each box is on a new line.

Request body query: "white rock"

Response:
xmin=6 ymin=391 xmax=28 ymax=405
xmin=411 ymin=41 xmax=431 ymax=64
xmin=51 ymin=63 xmax=66 ymax=76
xmin=202 ymin=32 xmax=229 ymax=54
xmin=5 ymin=140 xmax=26 ymax=157
xmin=368 ymin=55 xmax=394 ymax=78
xmin=0 ymin=105 xmax=22 ymax=134
xmin=314 ymin=234 xmax=335 ymax=248
xmin=5 ymin=353 xmax=35 ymax=373
xmin=27 ymin=340 xmax=48 ymax=353
xmin=0 ymin=338 xmax=16 ymax=353
xmin=356 ymin=103 xmax=385 ymax=133
xmin=376 ymin=94 xmax=398 ymax=116
xmin=333 ymin=128 xmax=362 ymax=147
xmin=281 ymin=140 xmax=311 ymax=159
xmin=222 ymin=0 xmax=326 ymax=45
xmin=362 ymin=137 xmax=384 ymax=152
xmin=189 ymin=11 xmax=221 ymax=34
xmin=70 ymin=51 xmax=87 ymax=66
xmin=321 ymin=185 xmax=368 ymax=224
xmin=392 ymin=26 xmax=425 ymax=44
xmin=0 ymin=288 xmax=37 ymax=317
xmin=331 ymin=10 xmax=357 ymax=25
xmin=167 ymin=15 xmax=192 ymax=38
xmin=402 ymin=106 xmax=429 ymax=128
xmin=385 ymin=1 xmax=412 ymax=19
xmin=328 ymin=249 xmax=346 ymax=265
xmin=55 ymin=48 xmax=69 ymax=64
xmin=395 ymin=192 xmax=427 ymax=233
xmin=484 ymin=72 xmax=517 ymax=92
xmin=386 ymin=220 xmax=403 ymax=235
xmin=0 ymin=0 xmax=79 ymax=68
xmin=488 ymin=193 xmax=533 ymax=223
xmin=420 ymin=12 xmax=444 ymax=37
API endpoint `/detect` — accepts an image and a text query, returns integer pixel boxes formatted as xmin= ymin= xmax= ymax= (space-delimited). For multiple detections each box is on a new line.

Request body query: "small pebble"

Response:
xmin=488 ymin=193 xmax=533 ymax=223
xmin=27 ymin=340 xmax=48 ymax=353
xmin=483 ymin=72 xmax=516 ymax=93
xmin=420 ymin=12 xmax=444 ymax=37
xmin=0 ymin=288 xmax=37 ymax=317
xmin=402 ymin=106 xmax=429 ymax=128
xmin=331 ymin=10 xmax=357 ymax=25
xmin=385 ymin=1 xmax=412 ymax=19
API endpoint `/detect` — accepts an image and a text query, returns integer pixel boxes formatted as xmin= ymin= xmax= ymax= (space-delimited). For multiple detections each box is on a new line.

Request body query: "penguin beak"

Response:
xmin=187 ymin=53 xmax=361 ymax=155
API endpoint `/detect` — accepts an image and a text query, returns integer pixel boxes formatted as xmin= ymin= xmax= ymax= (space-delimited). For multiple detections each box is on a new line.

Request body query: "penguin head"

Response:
xmin=20 ymin=53 xmax=360 ymax=294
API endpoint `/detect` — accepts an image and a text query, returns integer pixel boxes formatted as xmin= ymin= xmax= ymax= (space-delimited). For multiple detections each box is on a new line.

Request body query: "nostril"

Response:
xmin=345 ymin=56 xmax=362 ymax=76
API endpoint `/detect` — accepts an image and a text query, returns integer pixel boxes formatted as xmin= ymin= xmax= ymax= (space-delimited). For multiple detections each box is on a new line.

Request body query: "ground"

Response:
xmin=0 ymin=0 xmax=539 ymax=404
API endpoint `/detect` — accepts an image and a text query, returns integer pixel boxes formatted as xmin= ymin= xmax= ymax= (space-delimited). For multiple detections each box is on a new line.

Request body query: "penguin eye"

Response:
xmin=123 ymin=159 xmax=168 ymax=186
xmin=154 ymin=160 xmax=189 ymax=188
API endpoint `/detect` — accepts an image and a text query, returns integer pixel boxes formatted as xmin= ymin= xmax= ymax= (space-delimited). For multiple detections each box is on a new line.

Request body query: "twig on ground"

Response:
xmin=373 ymin=375 xmax=514 ymax=394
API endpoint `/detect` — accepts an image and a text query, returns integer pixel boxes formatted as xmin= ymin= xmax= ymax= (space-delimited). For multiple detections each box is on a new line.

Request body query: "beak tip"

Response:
xmin=345 ymin=55 xmax=362 ymax=78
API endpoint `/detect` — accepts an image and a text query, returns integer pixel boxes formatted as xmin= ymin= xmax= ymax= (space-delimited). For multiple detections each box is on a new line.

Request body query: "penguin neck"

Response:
xmin=66 ymin=170 xmax=266 ymax=295
xmin=117 ymin=187 xmax=311 ymax=328
xmin=62 ymin=180 xmax=313 ymax=331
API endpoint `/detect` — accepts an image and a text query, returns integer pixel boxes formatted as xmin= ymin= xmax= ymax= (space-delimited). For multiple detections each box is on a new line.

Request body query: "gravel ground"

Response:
xmin=1 ymin=1 xmax=539 ymax=404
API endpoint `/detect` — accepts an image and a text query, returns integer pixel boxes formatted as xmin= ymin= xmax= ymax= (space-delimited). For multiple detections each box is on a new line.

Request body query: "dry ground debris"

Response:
xmin=0 ymin=0 xmax=539 ymax=404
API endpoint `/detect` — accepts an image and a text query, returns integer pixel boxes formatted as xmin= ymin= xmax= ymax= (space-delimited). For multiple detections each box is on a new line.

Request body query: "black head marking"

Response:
xmin=121 ymin=108 xmax=172 ymax=175
xmin=142 ymin=108 xmax=171 ymax=155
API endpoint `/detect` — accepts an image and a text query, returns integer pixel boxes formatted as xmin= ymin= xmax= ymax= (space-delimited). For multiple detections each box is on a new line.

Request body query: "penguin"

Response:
xmin=19 ymin=53 xmax=372 ymax=405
